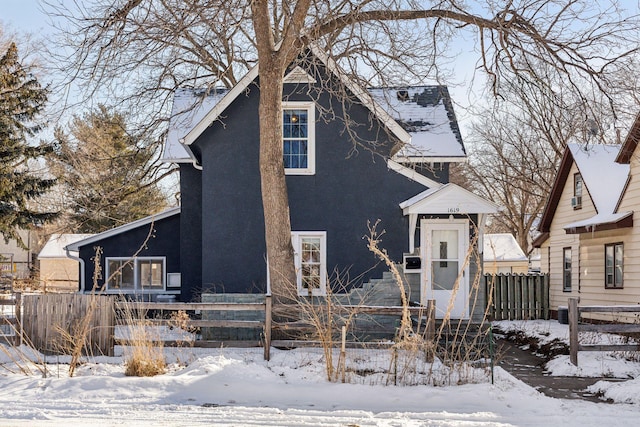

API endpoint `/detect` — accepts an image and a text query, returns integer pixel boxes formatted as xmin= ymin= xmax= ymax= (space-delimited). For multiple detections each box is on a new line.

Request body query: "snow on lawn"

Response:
xmin=0 ymin=321 xmax=638 ymax=426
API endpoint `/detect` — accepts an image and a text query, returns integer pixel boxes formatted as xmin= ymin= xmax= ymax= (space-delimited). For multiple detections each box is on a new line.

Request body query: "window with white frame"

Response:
xmin=573 ymin=173 xmax=583 ymax=209
xmin=292 ymin=231 xmax=326 ymax=296
xmin=562 ymin=247 xmax=572 ymax=292
xmin=605 ymin=242 xmax=623 ymax=289
xmin=106 ymin=257 xmax=166 ymax=291
xmin=283 ymin=102 xmax=315 ymax=175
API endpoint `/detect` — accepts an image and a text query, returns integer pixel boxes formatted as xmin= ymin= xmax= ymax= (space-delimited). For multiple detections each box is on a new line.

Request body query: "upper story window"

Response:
xmin=283 ymin=102 xmax=315 ymax=175
xmin=573 ymin=173 xmax=583 ymax=209
xmin=292 ymin=231 xmax=326 ymax=296
xmin=605 ymin=242 xmax=623 ymax=289
xmin=106 ymin=257 xmax=166 ymax=292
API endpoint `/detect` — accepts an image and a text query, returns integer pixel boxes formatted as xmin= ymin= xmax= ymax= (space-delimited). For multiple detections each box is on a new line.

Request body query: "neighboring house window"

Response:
xmin=292 ymin=231 xmax=326 ymax=296
xmin=573 ymin=173 xmax=583 ymax=209
xmin=605 ymin=243 xmax=623 ymax=289
xmin=106 ymin=257 xmax=166 ymax=291
xmin=283 ymin=102 xmax=315 ymax=175
xmin=562 ymin=248 xmax=572 ymax=292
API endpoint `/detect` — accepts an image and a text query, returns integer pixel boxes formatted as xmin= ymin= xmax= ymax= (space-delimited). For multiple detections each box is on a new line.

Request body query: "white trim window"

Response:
xmin=292 ymin=231 xmax=326 ymax=296
xmin=283 ymin=102 xmax=315 ymax=175
xmin=105 ymin=257 xmax=166 ymax=292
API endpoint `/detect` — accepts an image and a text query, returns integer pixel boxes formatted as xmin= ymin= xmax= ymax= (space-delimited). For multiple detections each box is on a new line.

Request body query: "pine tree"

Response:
xmin=0 ymin=42 xmax=56 ymax=247
xmin=49 ymin=105 xmax=168 ymax=233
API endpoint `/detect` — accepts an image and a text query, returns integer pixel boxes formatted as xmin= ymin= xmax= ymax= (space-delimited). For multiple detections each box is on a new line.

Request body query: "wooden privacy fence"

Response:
xmin=22 ymin=293 xmax=116 ymax=356
xmin=484 ymin=273 xmax=550 ymax=321
xmin=0 ymin=292 xmax=21 ymax=345
xmin=568 ymin=298 xmax=640 ymax=366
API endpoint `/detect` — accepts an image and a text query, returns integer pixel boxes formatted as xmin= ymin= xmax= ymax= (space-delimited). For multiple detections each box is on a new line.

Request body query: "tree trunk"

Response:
xmin=258 ymin=59 xmax=298 ymax=302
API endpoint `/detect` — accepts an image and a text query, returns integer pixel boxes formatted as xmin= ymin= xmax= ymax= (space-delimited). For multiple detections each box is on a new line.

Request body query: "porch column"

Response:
xmin=408 ymin=213 xmax=418 ymax=253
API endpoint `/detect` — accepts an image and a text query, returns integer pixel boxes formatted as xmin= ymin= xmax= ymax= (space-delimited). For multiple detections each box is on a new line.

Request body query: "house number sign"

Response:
xmin=447 ymin=207 xmax=460 ymax=213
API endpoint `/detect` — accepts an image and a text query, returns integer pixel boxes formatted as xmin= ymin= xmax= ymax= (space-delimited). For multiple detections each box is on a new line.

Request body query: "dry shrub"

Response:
xmin=120 ymin=301 xmax=166 ymax=377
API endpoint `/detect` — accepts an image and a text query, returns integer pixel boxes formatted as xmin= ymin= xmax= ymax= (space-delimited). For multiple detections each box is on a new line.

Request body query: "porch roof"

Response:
xmin=563 ymin=211 xmax=633 ymax=234
xmin=400 ymin=183 xmax=499 ymax=215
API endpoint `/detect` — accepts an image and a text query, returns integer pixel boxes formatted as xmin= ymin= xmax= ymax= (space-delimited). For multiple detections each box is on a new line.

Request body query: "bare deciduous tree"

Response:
xmin=43 ymin=0 xmax=640 ymax=296
xmin=457 ymin=68 xmax=626 ymax=253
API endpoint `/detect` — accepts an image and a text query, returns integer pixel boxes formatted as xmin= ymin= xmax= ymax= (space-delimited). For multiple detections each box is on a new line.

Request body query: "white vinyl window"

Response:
xmin=106 ymin=257 xmax=166 ymax=292
xmin=283 ymin=102 xmax=315 ymax=175
xmin=292 ymin=231 xmax=326 ymax=296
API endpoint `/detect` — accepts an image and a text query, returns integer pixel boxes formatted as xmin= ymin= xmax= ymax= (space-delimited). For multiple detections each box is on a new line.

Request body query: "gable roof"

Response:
xmin=65 ymin=207 xmax=181 ymax=252
xmin=162 ymin=88 xmax=230 ymax=163
xmin=399 ymin=183 xmax=499 ymax=215
xmin=538 ymin=143 xmax=630 ymax=233
xmin=38 ymin=234 xmax=94 ymax=259
xmin=483 ymin=233 xmax=527 ymax=262
xmin=162 ymin=49 xmax=466 ymax=166
xmin=368 ymin=86 xmax=466 ymax=161
xmin=615 ymin=112 xmax=640 ymax=164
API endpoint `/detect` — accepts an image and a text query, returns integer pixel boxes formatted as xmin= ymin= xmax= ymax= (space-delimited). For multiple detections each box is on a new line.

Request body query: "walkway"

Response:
xmin=497 ymin=339 xmax=621 ymax=403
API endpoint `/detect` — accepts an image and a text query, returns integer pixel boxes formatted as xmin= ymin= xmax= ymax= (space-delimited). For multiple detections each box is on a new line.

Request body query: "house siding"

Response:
xmin=78 ymin=214 xmax=181 ymax=294
xmin=179 ymin=166 xmax=202 ymax=301
xmin=547 ymin=162 xmax=592 ymax=310
xmin=190 ymin=73 xmax=428 ymax=294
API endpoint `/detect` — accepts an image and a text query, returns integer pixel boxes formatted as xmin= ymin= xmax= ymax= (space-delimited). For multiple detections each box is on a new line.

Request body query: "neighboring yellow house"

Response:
xmin=38 ymin=234 xmax=93 ymax=292
xmin=483 ymin=233 xmax=529 ymax=274
xmin=535 ymin=118 xmax=640 ymax=320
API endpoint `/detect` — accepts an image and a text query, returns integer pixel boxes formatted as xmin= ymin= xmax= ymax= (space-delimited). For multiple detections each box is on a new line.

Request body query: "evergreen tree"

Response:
xmin=0 ymin=42 xmax=56 ymax=247
xmin=49 ymin=105 xmax=168 ymax=233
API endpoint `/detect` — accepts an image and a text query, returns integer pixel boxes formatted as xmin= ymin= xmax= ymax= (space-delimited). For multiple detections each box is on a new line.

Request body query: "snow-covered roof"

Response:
xmin=368 ymin=86 xmax=466 ymax=161
xmin=569 ymin=144 xmax=629 ymax=216
xmin=564 ymin=211 xmax=633 ymax=231
xmin=483 ymin=234 xmax=527 ymax=262
xmin=162 ymin=78 xmax=466 ymax=165
xmin=162 ymin=88 xmax=229 ymax=163
xmin=38 ymin=234 xmax=94 ymax=259
xmin=65 ymin=207 xmax=181 ymax=252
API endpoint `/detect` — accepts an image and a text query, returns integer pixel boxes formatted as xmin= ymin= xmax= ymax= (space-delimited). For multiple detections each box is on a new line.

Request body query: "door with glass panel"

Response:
xmin=421 ymin=221 xmax=469 ymax=319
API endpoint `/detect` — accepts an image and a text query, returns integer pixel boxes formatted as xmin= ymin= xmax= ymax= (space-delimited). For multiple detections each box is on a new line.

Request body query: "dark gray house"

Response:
xmin=66 ymin=53 xmax=497 ymax=320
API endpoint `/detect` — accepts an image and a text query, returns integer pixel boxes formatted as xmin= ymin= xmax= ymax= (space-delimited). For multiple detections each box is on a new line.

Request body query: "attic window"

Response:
xmin=572 ymin=173 xmax=583 ymax=209
xmin=396 ymin=90 xmax=409 ymax=102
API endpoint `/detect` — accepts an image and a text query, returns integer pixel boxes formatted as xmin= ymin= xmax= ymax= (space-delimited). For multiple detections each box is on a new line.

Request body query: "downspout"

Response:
xmin=65 ymin=247 xmax=85 ymax=293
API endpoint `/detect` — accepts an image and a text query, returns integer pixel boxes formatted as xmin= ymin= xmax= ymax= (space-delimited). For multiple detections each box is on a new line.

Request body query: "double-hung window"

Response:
xmin=292 ymin=231 xmax=326 ymax=296
xmin=562 ymin=248 xmax=572 ymax=292
xmin=605 ymin=243 xmax=623 ymax=289
xmin=106 ymin=257 xmax=166 ymax=292
xmin=283 ymin=102 xmax=315 ymax=175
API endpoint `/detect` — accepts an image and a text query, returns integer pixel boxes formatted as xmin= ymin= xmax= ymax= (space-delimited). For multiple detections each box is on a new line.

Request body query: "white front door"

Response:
xmin=421 ymin=220 xmax=469 ymax=319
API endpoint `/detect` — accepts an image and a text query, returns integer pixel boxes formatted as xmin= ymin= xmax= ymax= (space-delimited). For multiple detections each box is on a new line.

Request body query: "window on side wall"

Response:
xmin=105 ymin=257 xmax=166 ymax=292
xmin=605 ymin=242 xmax=623 ymax=289
xmin=283 ymin=102 xmax=315 ymax=175
xmin=562 ymin=247 xmax=572 ymax=292
xmin=573 ymin=173 xmax=582 ymax=209
xmin=292 ymin=231 xmax=326 ymax=296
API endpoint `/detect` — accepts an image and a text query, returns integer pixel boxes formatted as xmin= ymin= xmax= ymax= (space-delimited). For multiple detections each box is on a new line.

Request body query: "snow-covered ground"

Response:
xmin=0 ymin=320 xmax=639 ymax=426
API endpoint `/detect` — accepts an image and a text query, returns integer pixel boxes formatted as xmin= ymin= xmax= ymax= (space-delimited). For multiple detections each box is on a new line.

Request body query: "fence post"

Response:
xmin=14 ymin=292 xmax=21 ymax=346
xmin=569 ymin=297 xmax=579 ymax=366
xmin=263 ymin=295 xmax=272 ymax=361
xmin=425 ymin=299 xmax=436 ymax=362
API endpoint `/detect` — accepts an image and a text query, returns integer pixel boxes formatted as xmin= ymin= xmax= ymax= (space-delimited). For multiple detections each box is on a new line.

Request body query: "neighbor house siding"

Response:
xmin=576 ymin=228 xmax=631 ymax=307
xmin=606 ymin=152 xmax=640 ymax=309
xmin=547 ymin=162 xmax=594 ymax=310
